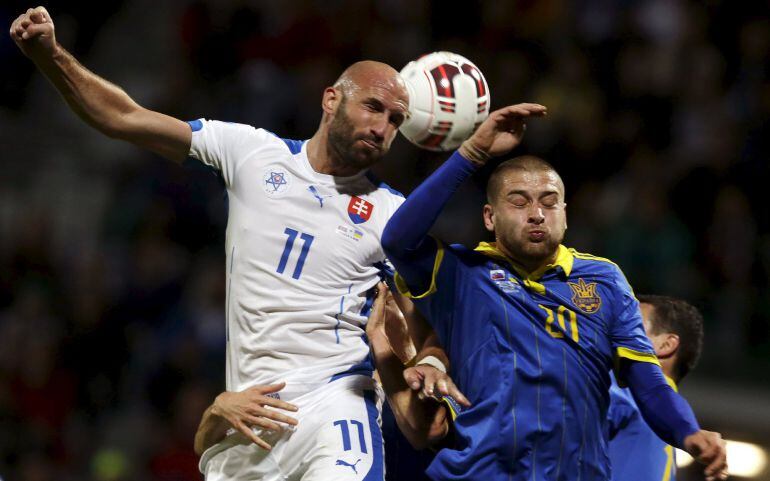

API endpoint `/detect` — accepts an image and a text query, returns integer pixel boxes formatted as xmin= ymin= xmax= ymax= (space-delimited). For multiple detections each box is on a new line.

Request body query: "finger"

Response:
xmin=403 ymin=367 xmax=423 ymax=391
xmin=443 ymin=382 xmax=471 ymax=407
xmin=252 ymin=382 xmax=286 ymax=394
xmin=32 ymin=6 xmax=50 ymax=21
xmin=436 ymin=378 xmax=449 ymax=396
xmin=420 ymin=371 xmax=439 ymax=397
xmin=254 ymin=407 xmax=299 ymax=426
xmin=497 ymin=104 xmax=547 ymax=119
xmin=21 ymin=23 xmax=50 ymax=40
xmin=247 ymin=416 xmax=282 ymax=432
xmin=236 ymin=422 xmax=272 ymax=451
xmin=29 ymin=11 xmax=46 ymax=24
xmin=259 ymin=396 xmax=299 ymax=413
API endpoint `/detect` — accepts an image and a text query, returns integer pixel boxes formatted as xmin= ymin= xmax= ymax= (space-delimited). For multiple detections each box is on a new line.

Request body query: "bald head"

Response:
xmin=333 ymin=61 xmax=408 ymax=103
xmin=486 ymin=155 xmax=565 ymax=204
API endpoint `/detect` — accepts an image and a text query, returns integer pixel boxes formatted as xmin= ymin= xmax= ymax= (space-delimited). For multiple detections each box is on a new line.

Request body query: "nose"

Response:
xmin=370 ymin=114 xmax=388 ymax=141
xmin=528 ymin=206 xmax=545 ymax=225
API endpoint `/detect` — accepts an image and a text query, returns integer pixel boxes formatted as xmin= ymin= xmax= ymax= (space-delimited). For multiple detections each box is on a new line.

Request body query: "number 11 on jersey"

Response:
xmin=277 ymin=227 xmax=314 ymax=279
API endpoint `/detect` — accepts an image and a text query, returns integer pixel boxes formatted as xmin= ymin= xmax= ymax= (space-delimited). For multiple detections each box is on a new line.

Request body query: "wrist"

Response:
xmin=211 ymin=392 xmax=229 ymax=417
xmin=459 ymin=139 xmax=491 ymax=166
xmin=416 ymin=355 xmax=447 ymax=374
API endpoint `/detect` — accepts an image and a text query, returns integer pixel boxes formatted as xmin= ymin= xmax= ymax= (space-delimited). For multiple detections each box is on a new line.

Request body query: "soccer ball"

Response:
xmin=399 ymin=51 xmax=491 ymax=151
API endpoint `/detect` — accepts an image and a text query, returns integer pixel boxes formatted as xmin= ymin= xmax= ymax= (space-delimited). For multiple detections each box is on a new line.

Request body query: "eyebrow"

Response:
xmin=506 ymin=189 xmax=560 ymax=197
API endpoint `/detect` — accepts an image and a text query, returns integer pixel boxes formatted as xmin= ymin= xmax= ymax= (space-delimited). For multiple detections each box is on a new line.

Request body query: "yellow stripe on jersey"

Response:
xmin=662 ymin=445 xmax=674 ymax=481
xmin=394 ymin=237 xmax=445 ymax=299
xmin=613 ymin=347 xmax=661 ymax=387
xmin=569 ymin=248 xmax=620 ymax=268
xmin=664 ymin=375 xmax=679 ymax=392
xmin=474 ymin=243 xmax=574 ymax=282
xmin=616 ymin=346 xmax=661 ymax=365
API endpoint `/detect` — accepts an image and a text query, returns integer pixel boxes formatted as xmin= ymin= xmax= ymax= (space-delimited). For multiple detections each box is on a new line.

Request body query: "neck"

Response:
xmin=659 ymin=358 xmax=678 ymax=386
xmin=306 ymin=131 xmax=360 ymax=177
xmin=496 ymin=241 xmax=559 ymax=275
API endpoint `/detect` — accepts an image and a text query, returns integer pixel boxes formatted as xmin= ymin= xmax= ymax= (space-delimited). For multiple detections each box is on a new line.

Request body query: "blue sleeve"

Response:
xmin=382 ymin=151 xmax=478 ymax=294
xmin=621 ymin=361 xmax=700 ymax=448
xmin=609 ymin=266 xmax=658 ymax=368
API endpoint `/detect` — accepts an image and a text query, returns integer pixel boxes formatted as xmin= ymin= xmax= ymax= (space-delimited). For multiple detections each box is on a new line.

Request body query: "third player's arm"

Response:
xmin=622 ymin=361 xmax=728 ymax=480
xmin=10 ymin=7 xmax=191 ymax=163
xmin=368 ymin=286 xmax=449 ymax=449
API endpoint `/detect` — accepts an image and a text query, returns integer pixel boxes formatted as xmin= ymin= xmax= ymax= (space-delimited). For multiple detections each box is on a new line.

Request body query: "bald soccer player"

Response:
xmin=11 ymin=7 xmax=468 ymax=481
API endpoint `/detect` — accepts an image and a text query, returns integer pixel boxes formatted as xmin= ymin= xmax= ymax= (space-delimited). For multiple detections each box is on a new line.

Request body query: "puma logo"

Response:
xmin=335 ymin=458 xmax=361 ymax=474
xmin=308 ymin=185 xmax=332 ymax=208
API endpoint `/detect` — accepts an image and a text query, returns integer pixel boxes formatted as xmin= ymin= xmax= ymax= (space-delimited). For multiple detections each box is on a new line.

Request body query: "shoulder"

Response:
xmin=364 ymin=171 xmax=405 ymax=199
xmin=361 ymin=171 xmax=406 ymax=218
xmin=568 ymin=248 xmax=633 ymax=289
xmin=568 ymin=248 xmax=623 ymax=277
xmin=190 ymin=119 xmax=302 ymax=149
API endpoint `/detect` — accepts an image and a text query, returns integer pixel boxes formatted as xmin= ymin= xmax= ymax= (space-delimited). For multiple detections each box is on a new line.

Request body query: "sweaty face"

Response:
xmin=485 ymin=170 xmax=567 ymax=269
xmin=327 ymin=78 xmax=408 ymax=170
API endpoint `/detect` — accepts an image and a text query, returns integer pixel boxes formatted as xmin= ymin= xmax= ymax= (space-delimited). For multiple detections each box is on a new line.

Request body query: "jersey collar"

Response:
xmin=474 ymin=242 xmax=574 ymax=281
xmin=299 ymin=140 xmax=368 ymax=184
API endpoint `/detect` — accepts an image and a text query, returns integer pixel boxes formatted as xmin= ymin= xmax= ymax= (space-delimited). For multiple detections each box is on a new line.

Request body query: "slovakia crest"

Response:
xmin=568 ymin=278 xmax=602 ymax=314
xmin=348 ymin=196 xmax=374 ymax=224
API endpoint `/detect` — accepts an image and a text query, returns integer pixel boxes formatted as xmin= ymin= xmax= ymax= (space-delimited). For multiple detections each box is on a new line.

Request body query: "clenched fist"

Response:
xmin=9 ymin=6 xmax=57 ymax=61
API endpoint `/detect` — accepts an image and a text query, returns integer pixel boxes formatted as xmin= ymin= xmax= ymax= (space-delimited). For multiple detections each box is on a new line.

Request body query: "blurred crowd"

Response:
xmin=0 ymin=0 xmax=768 ymax=479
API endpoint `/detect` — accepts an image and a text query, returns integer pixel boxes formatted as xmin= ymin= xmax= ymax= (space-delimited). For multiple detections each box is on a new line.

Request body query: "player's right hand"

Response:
xmin=684 ymin=429 xmax=728 ymax=481
xmin=211 ymin=383 xmax=299 ymax=451
xmin=9 ymin=6 xmax=57 ymax=61
xmin=462 ymin=103 xmax=547 ymax=163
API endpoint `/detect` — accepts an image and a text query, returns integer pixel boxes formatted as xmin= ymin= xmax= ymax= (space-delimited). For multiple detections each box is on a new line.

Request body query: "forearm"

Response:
xmin=624 ymin=361 xmax=700 ymax=448
xmin=194 ymin=403 xmax=230 ymax=456
xmin=34 ymin=45 xmax=190 ymax=161
xmin=382 ymin=151 xmax=477 ymax=261
xmin=36 ymin=45 xmax=142 ymax=137
xmin=371 ymin=331 xmax=446 ymax=449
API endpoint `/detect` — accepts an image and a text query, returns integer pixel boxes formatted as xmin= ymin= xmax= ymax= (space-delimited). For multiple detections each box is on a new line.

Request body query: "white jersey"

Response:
xmin=188 ymin=119 xmax=404 ymax=392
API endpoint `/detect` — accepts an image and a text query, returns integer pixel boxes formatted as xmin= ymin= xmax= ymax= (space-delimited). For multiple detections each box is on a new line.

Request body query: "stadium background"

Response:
xmin=0 ymin=0 xmax=768 ymax=480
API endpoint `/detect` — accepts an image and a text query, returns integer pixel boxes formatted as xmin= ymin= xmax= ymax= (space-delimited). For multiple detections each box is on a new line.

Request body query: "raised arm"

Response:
xmin=381 ymin=103 xmax=546 ymax=291
xmin=10 ymin=6 xmax=191 ymax=163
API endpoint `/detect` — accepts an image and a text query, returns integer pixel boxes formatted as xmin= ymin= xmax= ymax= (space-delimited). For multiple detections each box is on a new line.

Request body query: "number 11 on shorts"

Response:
xmin=333 ymin=419 xmax=368 ymax=453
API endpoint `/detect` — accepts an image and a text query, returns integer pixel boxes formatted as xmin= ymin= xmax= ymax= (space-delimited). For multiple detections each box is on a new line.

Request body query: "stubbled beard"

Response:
xmin=327 ymin=100 xmax=384 ymax=170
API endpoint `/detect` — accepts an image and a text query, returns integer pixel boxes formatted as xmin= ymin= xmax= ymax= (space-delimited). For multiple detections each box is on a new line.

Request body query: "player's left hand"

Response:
xmin=462 ymin=103 xmax=547 ymax=163
xmin=404 ymin=364 xmax=471 ymax=408
xmin=684 ymin=429 xmax=728 ymax=481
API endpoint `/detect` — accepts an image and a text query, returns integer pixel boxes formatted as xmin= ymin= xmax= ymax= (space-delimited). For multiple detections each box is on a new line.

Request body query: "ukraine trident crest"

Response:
xmin=568 ymin=278 xmax=602 ymax=314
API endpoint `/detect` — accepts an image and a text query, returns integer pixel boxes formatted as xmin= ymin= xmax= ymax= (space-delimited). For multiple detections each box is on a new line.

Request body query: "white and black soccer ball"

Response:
xmin=399 ymin=51 xmax=491 ymax=151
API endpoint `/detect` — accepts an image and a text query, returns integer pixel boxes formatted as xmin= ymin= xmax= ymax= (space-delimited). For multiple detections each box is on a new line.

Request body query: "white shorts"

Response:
xmin=200 ymin=375 xmax=385 ymax=481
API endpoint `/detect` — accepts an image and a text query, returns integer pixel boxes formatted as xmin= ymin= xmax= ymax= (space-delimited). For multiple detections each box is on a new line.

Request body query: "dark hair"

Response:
xmin=637 ymin=295 xmax=704 ymax=381
xmin=485 ymin=155 xmax=565 ymax=203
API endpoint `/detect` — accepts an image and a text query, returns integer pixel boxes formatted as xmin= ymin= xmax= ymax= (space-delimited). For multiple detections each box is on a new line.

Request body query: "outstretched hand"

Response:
xmin=461 ymin=103 xmax=547 ymax=163
xmin=10 ymin=6 xmax=57 ymax=61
